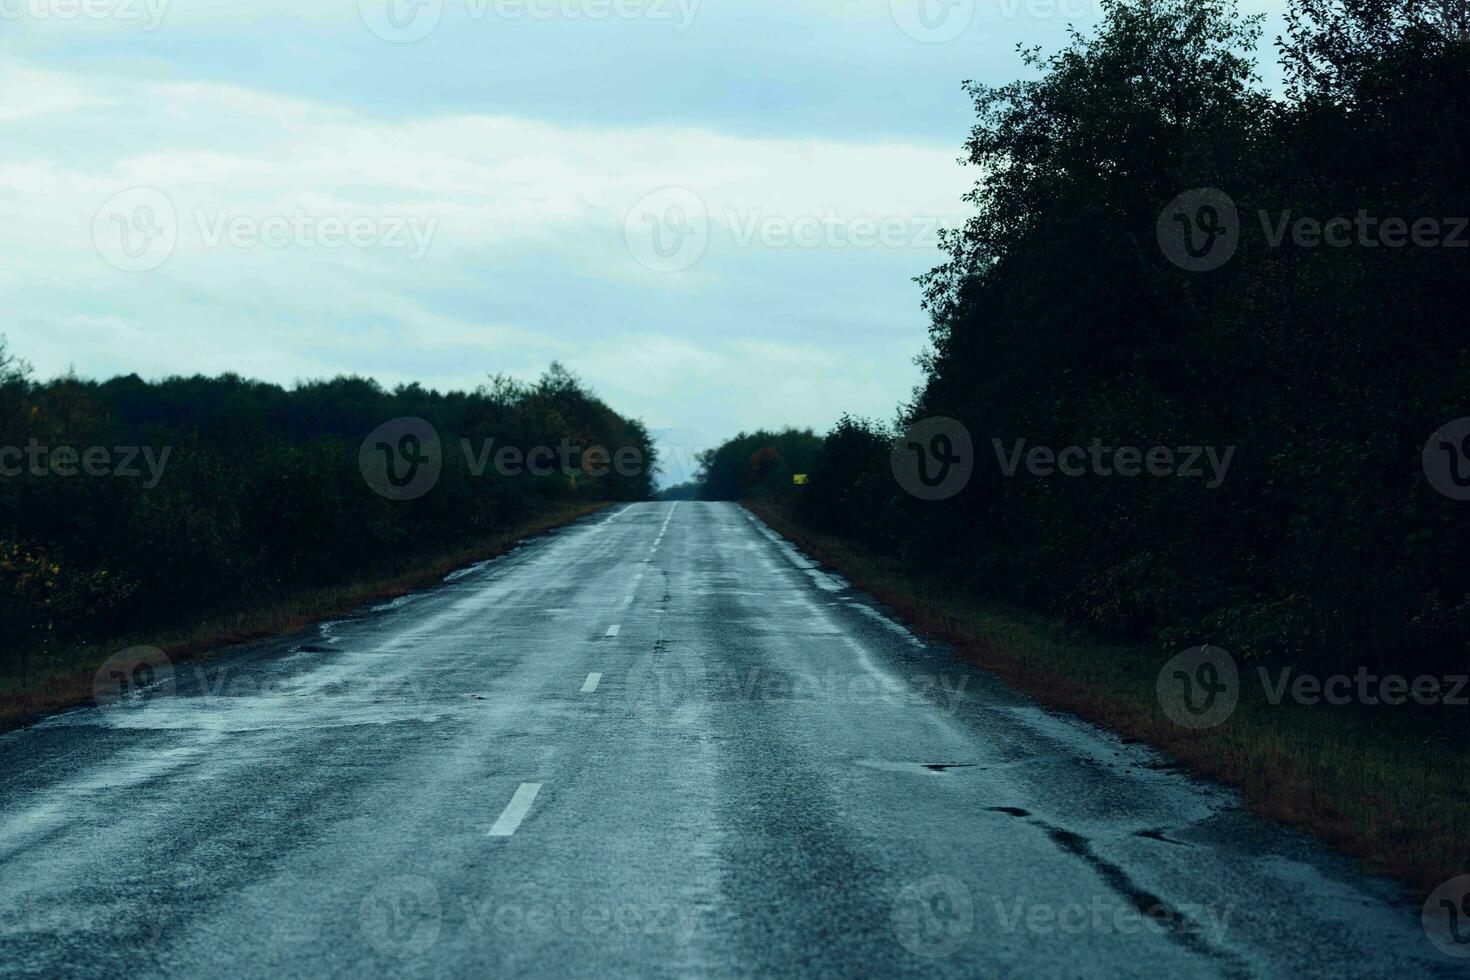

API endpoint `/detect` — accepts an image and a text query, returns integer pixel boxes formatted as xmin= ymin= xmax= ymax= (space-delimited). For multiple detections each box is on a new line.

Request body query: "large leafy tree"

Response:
xmin=793 ymin=0 xmax=1470 ymax=670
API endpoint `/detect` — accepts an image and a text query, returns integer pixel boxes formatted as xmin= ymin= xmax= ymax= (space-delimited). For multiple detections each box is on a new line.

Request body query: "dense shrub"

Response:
xmin=696 ymin=428 xmax=822 ymax=501
xmin=0 ymin=348 xmax=655 ymax=675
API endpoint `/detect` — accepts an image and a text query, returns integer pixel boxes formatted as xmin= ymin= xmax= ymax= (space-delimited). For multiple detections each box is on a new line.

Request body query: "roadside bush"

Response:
xmin=0 ymin=347 xmax=655 ymax=676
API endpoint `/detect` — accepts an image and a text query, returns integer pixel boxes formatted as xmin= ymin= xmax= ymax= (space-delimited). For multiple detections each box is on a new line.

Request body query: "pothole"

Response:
xmin=855 ymin=759 xmax=978 ymax=775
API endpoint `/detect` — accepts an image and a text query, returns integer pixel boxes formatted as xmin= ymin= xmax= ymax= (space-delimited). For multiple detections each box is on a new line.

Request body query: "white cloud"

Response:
xmin=1 ymin=58 xmax=972 ymax=480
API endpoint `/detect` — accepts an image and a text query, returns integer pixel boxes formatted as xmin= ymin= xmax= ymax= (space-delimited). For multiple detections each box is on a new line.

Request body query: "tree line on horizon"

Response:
xmin=699 ymin=0 xmax=1470 ymax=672
xmin=0 ymin=347 xmax=655 ymax=681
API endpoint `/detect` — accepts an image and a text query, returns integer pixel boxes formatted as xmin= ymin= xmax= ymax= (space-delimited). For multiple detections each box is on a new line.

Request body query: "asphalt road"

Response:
xmin=0 ymin=502 xmax=1456 ymax=978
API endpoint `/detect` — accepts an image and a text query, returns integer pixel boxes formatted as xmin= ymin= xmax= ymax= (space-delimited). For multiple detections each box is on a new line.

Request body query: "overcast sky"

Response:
xmin=0 ymin=0 xmax=1288 ymax=484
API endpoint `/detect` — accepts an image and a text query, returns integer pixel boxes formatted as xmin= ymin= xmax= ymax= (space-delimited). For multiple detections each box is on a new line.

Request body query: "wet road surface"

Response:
xmin=0 ymin=502 xmax=1455 ymax=977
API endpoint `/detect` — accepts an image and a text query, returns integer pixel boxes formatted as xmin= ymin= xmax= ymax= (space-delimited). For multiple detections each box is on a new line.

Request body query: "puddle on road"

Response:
xmin=855 ymin=758 xmax=978 ymax=775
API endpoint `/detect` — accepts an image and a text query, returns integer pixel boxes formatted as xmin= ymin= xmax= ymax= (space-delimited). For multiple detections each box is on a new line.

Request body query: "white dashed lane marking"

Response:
xmin=648 ymin=503 xmax=677 ymax=555
xmin=487 ymin=783 xmax=542 ymax=837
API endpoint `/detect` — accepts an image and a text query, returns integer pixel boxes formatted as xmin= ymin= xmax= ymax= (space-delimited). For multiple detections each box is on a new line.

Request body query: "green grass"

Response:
xmin=0 ymin=501 xmax=610 ymax=733
xmin=746 ymin=500 xmax=1469 ymax=898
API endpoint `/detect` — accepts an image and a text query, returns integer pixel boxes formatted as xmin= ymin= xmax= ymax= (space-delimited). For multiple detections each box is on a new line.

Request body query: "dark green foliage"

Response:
xmin=785 ymin=0 xmax=1470 ymax=671
xmin=0 ymin=348 xmax=655 ymax=673
xmin=696 ymin=429 xmax=822 ymax=501
xmin=797 ymin=416 xmax=902 ymax=549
